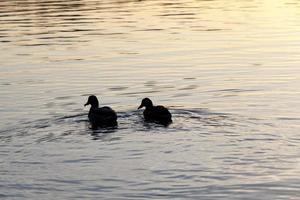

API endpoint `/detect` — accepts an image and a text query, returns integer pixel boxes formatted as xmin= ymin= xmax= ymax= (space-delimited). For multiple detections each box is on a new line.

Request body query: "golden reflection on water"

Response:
xmin=0 ymin=0 xmax=300 ymax=119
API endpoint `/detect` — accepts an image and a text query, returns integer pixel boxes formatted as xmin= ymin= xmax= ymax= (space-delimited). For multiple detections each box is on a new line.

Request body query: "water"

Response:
xmin=1 ymin=0 xmax=300 ymax=199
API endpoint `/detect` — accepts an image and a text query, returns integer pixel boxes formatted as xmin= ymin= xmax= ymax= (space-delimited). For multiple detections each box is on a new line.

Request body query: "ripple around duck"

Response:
xmin=0 ymin=107 xmax=252 ymax=145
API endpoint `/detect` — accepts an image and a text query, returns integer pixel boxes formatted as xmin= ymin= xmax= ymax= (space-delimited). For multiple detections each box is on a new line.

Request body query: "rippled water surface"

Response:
xmin=1 ymin=0 xmax=300 ymax=199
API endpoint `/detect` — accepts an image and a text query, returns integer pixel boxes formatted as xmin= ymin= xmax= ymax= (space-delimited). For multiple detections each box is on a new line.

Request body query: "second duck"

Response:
xmin=138 ymin=98 xmax=172 ymax=125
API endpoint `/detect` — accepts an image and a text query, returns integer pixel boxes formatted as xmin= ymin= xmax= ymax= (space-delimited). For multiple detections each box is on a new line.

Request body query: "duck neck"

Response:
xmin=91 ymin=102 xmax=99 ymax=109
xmin=145 ymin=104 xmax=153 ymax=110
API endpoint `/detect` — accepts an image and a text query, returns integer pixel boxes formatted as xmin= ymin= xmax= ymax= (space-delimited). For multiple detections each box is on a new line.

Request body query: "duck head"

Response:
xmin=84 ymin=95 xmax=99 ymax=108
xmin=138 ymin=98 xmax=153 ymax=109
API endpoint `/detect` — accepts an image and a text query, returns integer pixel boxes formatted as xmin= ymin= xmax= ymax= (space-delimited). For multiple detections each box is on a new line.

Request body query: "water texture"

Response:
xmin=1 ymin=0 xmax=300 ymax=199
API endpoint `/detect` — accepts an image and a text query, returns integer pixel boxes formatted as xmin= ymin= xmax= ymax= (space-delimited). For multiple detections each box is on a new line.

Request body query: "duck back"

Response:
xmin=144 ymin=105 xmax=172 ymax=125
xmin=89 ymin=106 xmax=117 ymax=128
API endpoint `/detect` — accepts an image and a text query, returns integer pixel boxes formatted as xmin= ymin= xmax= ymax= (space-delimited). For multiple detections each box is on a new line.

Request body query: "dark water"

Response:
xmin=1 ymin=0 xmax=300 ymax=199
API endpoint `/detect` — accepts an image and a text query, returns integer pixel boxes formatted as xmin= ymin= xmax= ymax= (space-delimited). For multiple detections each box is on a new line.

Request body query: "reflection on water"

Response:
xmin=1 ymin=0 xmax=300 ymax=199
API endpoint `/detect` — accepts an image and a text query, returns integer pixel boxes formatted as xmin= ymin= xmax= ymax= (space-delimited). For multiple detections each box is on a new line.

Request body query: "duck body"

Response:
xmin=138 ymin=98 xmax=172 ymax=125
xmin=85 ymin=95 xmax=117 ymax=129
xmin=88 ymin=106 xmax=117 ymax=128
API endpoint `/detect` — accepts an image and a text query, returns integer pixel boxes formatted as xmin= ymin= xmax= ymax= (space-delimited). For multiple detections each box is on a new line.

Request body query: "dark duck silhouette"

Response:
xmin=84 ymin=95 xmax=117 ymax=129
xmin=138 ymin=98 xmax=172 ymax=125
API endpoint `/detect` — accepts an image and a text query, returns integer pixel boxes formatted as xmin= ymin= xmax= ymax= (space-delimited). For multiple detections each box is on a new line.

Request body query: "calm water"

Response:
xmin=1 ymin=0 xmax=300 ymax=199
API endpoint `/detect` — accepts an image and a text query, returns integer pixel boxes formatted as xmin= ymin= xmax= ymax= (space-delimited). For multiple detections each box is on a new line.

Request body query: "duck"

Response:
xmin=84 ymin=95 xmax=117 ymax=129
xmin=138 ymin=98 xmax=172 ymax=125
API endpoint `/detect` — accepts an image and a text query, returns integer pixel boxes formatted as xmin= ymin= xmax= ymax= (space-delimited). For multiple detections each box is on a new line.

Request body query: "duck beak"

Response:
xmin=138 ymin=104 xmax=143 ymax=109
xmin=84 ymin=102 xmax=89 ymax=107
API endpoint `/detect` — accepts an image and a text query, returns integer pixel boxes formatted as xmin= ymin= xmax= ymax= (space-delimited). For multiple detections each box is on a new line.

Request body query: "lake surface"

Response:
xmin=1 ymin=0 xmax=300 ymax=199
